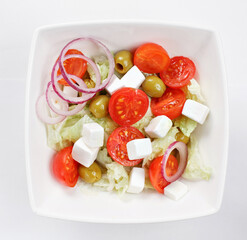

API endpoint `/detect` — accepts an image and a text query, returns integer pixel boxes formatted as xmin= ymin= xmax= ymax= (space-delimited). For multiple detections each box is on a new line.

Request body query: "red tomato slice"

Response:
xmin=57 ymin=49 xmax=87 ymax=86
xmin=52 ymin=146 xmax=79 ymax=187
xmin=134 ymin=43 xmax=170 ymax=73
xmin=107 ymin=126 xmax=144 ymax=166
xmin=108 ymin=87 xmax=149 ymax=126
xmin=149 ymin=155 xmax=178 ymax=193
xmin=151 ymin=88 xmax=186 ymax=119
xmin=160 ymin=56 xmax=196 ymax=88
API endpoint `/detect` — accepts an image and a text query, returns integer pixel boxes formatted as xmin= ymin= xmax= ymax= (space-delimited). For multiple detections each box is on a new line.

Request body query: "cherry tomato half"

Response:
xmin=160 ymin=56 xmax=196 ymax=88
xmin=151 ymin=88 xmax=186 ymax=119
xmin=108 ymin=87 xmax=149 ymax=126
xmin=134 ymin=43 xmax=170 ymax=73
xmin=149 ymin=155 xmax=178 ymax=193
xmin=52 ymin=146 xmax=79 ymax=187
xmin=107 ymin=126 xmax=144 ymax=166
xmin=57 ymin=49 xmax=87 ymax=86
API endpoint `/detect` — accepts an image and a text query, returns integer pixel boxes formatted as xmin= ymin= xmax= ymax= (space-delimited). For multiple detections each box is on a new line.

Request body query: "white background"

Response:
xmin=0 ymin=0 xmax=246 ymax=239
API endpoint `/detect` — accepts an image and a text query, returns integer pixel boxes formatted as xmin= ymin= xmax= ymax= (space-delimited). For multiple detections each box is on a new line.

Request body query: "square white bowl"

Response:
xmin=25 ymin=20 xmax=229 ymax=223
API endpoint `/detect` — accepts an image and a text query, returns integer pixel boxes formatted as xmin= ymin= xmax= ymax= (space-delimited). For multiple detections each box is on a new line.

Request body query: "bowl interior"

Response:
xmin=26 ymin=21 xmax=228 ymax=223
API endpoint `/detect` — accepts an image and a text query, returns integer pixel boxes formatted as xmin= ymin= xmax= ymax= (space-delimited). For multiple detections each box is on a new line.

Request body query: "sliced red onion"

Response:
xmin=51 ymin=62 xmax=96 ymax=104
xmin=58 ymin=38 xmax=115 ymax=93
xmin=161 ymin=141 xmax=188 ymax=182
xmin=36 ymin=94 xmax=66 ymax=124
xmin=46 ymin=82 xmax=86 ymax=116
xmin=37 ymin=37 xmax=115 ymax=124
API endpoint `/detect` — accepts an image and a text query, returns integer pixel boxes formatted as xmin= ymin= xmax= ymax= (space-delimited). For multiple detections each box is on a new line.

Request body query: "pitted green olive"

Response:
xmin=114 ymin=50 xmax=133 ymax=74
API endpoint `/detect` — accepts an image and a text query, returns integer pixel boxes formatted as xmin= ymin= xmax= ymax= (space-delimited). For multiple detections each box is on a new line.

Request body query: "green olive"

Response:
xmin=114 ymin=50 xmax=133 ymax=74
xmin=89 ymin=95 xmax=110 ymax=118
xmin=176 ymin=131 xmax=190 ymax=144
xmin=84 ymin=78 xmax=96 ymax=89
xmin=142 ymin=76 xmax=166 ymax=98
xmin=78 ymin=162 xmax=102 ymax=183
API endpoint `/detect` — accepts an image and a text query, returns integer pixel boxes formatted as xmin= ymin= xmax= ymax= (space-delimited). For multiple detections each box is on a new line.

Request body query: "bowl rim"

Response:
xmin=25 ymin=20 xmax=229 ymax=223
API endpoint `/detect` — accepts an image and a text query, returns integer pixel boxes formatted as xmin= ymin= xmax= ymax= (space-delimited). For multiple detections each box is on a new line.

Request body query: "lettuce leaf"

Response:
xmin=183 ymin=78 xmax=205 ymax=103
xmin=174 ymin=115 xmax=197 ymax=137
xmin=60 ymin=114 xmax=94 ymax=143
xmin=182 ymin=135 xmax=212 ymax=180
xmin=87 ymin=55 xmax=109 ymax=83
xmin=143 ymin=127 xmax=179 ymax=166
xmin=145 ymin=177 xmax=154 ymax=189
xmin=46 ymin=124 xmax=73 ymax=151
xmin=93 ymin=174 xmax=114 ymax=192
xmin=46 ymin=102 xmax=117 ymax=151
xmin=96 ymin=148 xmax=113 ymax=167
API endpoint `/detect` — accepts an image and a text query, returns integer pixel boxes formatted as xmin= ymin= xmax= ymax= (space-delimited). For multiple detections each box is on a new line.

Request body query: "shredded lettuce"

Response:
xmin=143 ymin=127 xmax=179 ymax=166
xmin=106 ymin=162 xmax=129 ymax=194
xmin=46 ymin=124 xmax=72 ymax=151
xmin=132 ymin=107 xmax=153 ymax=135
xmin=93 ymin=174 xmax=114 ymax=192
xmin=46 ymin=111 xmax=93 ymax=151
xmin=174 ymin=78 xmax=206 ymax=137
xmin=93 ymin=162 xmax=129 ymax=195
xmin=96 ymin=148 xmax=113 ymax=167
xmin=183 ymin=135 xmax=212 ymax=180
xmin=87 ymin=55 xmax=109 ymax=82
xmin=174 ymin=115 xmax=197 ymax=137
xmin=46 ymin=103 xmax=117 ymax=151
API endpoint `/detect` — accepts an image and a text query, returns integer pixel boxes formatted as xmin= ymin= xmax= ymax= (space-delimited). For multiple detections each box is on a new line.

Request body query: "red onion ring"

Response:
xmin=51 ymin=61 xmax=96 ymax=104
xmin=46 ymin=82 xmax=86 ymax=116
xmin=58 ymin=38 xmax=115 ymax=93
xmin=161 ymin=141 xmax=188 ymax=182
xmin=36 ymin=94 xmax=66 ymax=125
xmin=37 ymin=37 xmax=115 ymax=124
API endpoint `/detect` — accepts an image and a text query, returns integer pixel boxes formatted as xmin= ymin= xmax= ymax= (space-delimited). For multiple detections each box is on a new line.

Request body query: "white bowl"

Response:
xmin=25 ymin=20 xmax=229 ymax=223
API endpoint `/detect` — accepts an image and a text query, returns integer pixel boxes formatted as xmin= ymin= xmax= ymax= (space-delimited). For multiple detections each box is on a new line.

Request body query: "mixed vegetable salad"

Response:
xmin=36 ymin=38 xmax=211 ymax=200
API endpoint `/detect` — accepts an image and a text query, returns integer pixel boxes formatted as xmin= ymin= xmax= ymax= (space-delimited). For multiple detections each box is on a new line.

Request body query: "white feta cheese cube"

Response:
xmin=164 ymin=180 xmax=188 ymax=200
xmin=63 ymin=86 xmax=78 ymax=98
xmin=182 ymin=99 xmax=209 ymax=124
xmin=126 ymin=138 xmax=152 ymax=160
xmin=145 ymin=115 xmax=172 ymax=138
xmin=121 ymin=66 xmax=145 ymax=89
xmin=105 ymin=74 xmax=124 ymax=95
xmin=127 ymin=167 xmax=145 ymax=194
xmin=72 ymin=138 xmax=99 ymax=167
xmin=82 ymin=123 xmax=104 ymax=148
